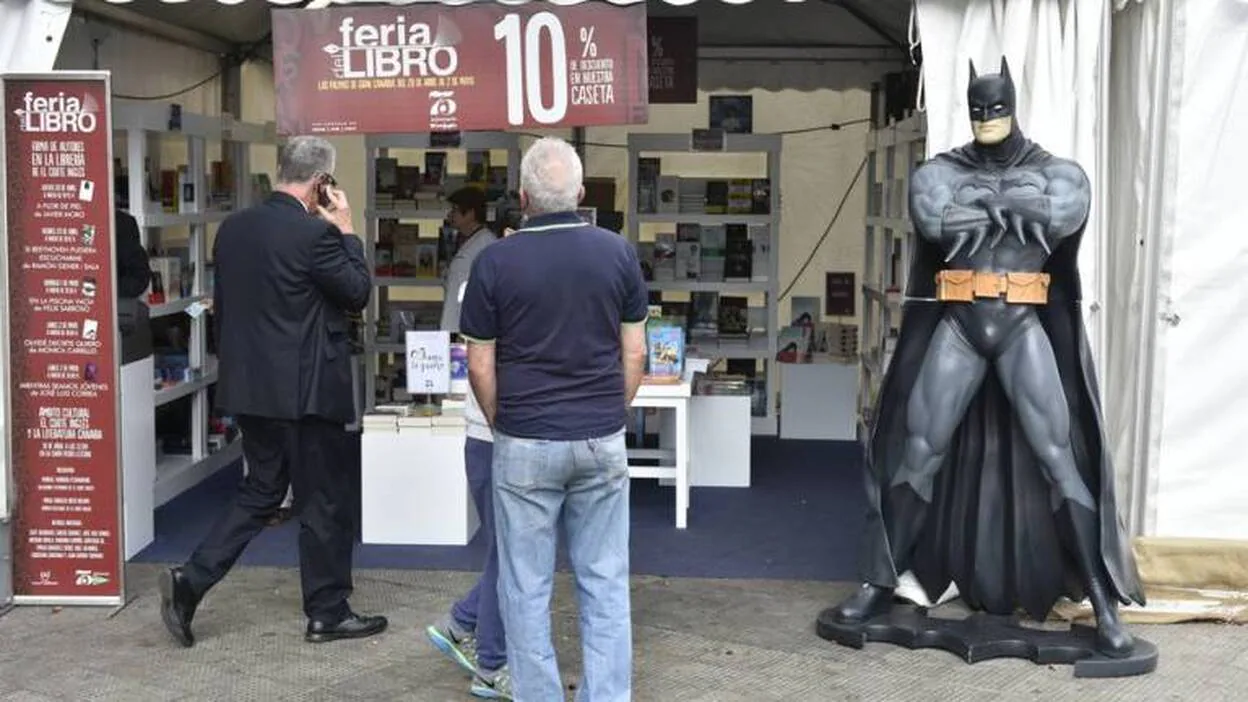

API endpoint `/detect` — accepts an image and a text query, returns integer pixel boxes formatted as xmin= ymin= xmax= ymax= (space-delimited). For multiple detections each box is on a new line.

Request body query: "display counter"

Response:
xmin=358 ymin=367 xmax=754 ymax=541
xmin=360 ymin=414 xmax=479 ymax=546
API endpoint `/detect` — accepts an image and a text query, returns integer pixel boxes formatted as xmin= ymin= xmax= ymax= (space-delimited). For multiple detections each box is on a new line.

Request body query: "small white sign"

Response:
xmin=405 ymin=330 xmax=451 ymax=395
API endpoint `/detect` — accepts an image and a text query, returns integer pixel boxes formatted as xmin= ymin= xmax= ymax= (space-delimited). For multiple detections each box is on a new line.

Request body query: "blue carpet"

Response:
xmin=133 ymin=437 xmax=866 ymax=581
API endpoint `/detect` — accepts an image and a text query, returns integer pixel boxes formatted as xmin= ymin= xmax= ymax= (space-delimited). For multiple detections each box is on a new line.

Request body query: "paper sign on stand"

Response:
xmin=405 ymin=330 xmax=450 ymax=395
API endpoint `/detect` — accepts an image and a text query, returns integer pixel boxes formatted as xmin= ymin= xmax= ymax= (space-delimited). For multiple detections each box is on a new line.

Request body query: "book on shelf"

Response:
xmin=717 ymin=296 xmax=749 ymax=339
xmin=638 ymin=224 xmax=768 ymax=286
xmin=652 ymin=232 xmax=677 ymax=281
xmin=709 ymin=95 xmax=753 ymax=134
xmin=724 ymin=224 xmax=752 ymax=281
xmin=699 ymin=224 xmax=726 ymax=282
xmin=634 ymin=156 xmax=772 ymax=217
xmin=749 ymin=225 xmax=771 ymax=282
xmin=688 ymin=291 xmax=719 ymax=340
xmin=449 ymin=343 xmax=468 ymax=395
xmin=810 ymin=322 xmax=859 ymax=362
xmin=776 ymin=326 xmax=811 ymax=363
xmin=675 ymin=223 xmax=700 ymax=280
xmin=637 ymin=241 xmax=656 ymax=281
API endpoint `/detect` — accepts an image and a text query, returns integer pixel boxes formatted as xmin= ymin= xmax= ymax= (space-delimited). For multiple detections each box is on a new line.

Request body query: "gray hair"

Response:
xmin=520 ymin=137 xmax=583 ymax=215
xmin=277 ymin=136 xmax=336 ymax=184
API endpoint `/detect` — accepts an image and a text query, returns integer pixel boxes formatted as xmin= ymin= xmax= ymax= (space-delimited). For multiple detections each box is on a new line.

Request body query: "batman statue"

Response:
xmin=827 ymin=58 xmax=1145 ymax=659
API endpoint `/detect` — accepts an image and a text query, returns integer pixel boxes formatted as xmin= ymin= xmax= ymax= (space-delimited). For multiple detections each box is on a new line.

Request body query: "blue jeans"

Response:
xmin=451 ymin=438 xmax=507 ymax=671
xmin=493 ymin=427 xmax=632 ymax=702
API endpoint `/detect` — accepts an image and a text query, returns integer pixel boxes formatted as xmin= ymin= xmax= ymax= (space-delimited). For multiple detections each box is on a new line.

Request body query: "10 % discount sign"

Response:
xmin=494 ymin=11 xmax=617 ymax=126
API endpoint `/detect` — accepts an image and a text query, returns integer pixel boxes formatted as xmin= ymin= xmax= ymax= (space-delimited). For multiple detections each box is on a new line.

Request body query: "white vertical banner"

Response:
xmin=405 ymin=330 xmax=451 ymax=395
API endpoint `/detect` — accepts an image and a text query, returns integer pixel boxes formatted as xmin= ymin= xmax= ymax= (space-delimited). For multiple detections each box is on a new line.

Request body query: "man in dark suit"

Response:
xmin=158 ymin=136 xmax=387 ymax=647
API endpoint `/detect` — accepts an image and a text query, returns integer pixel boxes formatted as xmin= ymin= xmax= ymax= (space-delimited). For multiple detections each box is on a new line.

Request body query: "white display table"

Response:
xmin=779 ymin=361 xmax=859 ymax=441
xmin=629 ymin=380 xmax=692 ymax=529
xmin=360 ymin=417 xmax=479 ymax=546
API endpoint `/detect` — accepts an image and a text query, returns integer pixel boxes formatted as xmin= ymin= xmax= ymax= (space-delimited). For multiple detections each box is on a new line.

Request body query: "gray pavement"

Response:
xmin=0 ymin=563 xmax=1243 ymax=700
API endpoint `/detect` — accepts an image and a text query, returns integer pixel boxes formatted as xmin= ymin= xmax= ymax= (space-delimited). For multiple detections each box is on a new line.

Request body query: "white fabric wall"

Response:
xmin=914 ymin=0 xmax=1110 ymax=365
xmin=0 ymin=0 xmax=73 ymax=73
xmin=55 ymin=13 xmax=221 ymax=114
xmin=54 ymin=15 xmax=226 ymax=249
xmin=1147 ymin=0 xmax=1248 ymax=540
xmin=1103 ymin=0 xmax=1178 ymax=538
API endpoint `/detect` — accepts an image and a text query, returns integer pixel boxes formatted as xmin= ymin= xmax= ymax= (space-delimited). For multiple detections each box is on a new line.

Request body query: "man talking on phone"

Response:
xmin=157 ymin=136 xmax=387 ymax=647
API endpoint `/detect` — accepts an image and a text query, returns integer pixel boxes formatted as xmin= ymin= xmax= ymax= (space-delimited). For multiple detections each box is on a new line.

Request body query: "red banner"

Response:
xmin=3 ymin=74 xmax=123 ymax=603
xmin=271 ymin=4 xmax=649 ymax=135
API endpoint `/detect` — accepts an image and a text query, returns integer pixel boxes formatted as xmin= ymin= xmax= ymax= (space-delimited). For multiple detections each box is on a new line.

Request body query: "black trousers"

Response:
xmin=182 ymin=415 xmax=355 ymax=621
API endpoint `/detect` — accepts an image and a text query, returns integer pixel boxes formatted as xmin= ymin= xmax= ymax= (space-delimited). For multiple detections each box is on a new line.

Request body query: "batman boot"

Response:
xmin=830 ymin=583 xmax=894 ymax=623
xmin=1058 ymin=501 xmax=1135 ymax=658
xmin=832 ymin=483 xmax=930 ymax=623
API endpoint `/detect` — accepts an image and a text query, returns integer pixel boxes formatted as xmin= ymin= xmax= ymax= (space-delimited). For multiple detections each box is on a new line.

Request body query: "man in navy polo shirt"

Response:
xmin=459 ymin=137 xmax=648 ymax=701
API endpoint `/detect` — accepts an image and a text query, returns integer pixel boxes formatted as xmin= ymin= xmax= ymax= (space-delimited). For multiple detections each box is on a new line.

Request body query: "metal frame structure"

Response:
xmin=360 ymin=131 xmax=522 ymax=411
xmin=857 ymin=112 xmax=925 ymax=441
xmin=624 ymin=132 xmax=783 ymax=436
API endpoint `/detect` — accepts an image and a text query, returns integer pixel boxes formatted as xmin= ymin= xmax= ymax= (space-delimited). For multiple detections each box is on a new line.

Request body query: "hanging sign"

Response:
xmin=647 ymin=17 xmax=698 ymax=104
xmin=406 ymin=330 xmax=450 ymax=395
xmin=2 ymin=72 xmax=124 ymax=606
xmin=271 ymin=4 xmax=650 ymax=135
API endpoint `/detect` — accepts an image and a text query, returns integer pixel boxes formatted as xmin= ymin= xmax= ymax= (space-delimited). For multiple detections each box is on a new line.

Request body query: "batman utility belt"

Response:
xmin=934 ymin=270 xmax=1051 ymax=305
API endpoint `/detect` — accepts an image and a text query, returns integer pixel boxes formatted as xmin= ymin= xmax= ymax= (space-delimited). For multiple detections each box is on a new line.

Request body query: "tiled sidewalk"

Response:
xmin=1 ymin=563 xmax=1243 ymax=700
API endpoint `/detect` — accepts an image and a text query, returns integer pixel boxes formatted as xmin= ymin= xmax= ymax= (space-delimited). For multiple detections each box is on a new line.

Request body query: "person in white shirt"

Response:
xmin=424 ymin=187 xmax=510 ymax=700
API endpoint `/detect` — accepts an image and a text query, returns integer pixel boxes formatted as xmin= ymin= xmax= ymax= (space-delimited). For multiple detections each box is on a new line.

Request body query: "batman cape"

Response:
xmin=857 ymin=138 xmax=1146 ymax=621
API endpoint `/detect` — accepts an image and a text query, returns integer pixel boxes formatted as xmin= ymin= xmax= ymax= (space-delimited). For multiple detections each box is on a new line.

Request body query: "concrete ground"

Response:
xmin=0 ymin=563 xmax=1244 ymax=701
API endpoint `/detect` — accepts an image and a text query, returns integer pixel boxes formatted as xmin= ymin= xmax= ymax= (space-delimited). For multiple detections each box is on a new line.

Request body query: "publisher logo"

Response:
xmin=430 ymin=90 xmax=458 ymax=130
xmin=74 ymin=570 xmax=110 ymax=586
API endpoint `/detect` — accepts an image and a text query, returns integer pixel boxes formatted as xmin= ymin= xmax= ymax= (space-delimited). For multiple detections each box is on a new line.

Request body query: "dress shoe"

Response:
xmin=831 ymin=583 xmax=894 ymax=623
xmin=305 ymin=612 xmax=389 ymax=643
xmin=158 ymin=567 xmax=201 ymax=648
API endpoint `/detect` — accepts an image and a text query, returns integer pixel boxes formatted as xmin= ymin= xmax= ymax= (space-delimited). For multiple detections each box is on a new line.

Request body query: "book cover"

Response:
xmin=645 ymin=322 xmax=685 ymax=380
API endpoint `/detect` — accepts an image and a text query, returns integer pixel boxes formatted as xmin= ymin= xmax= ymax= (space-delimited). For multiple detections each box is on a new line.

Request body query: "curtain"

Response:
xmin=1147 ymin=0 xmax=1248 ymax=540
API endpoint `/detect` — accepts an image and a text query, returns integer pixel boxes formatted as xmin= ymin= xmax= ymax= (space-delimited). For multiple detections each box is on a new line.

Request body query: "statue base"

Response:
xmin=815 ymin=604 xmax=1158 ymax=678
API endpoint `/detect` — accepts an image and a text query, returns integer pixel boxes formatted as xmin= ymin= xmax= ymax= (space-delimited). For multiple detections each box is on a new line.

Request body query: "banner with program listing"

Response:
xmin=271 ymin=3 xmax=649 ymax=135
xmin=2 ymin=73 xmax=123 ymax=605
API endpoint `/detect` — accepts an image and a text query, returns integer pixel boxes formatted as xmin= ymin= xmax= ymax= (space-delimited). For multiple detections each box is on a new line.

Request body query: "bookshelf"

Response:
xmin=361 ymin=132 xmax=522 ymax=411
xmin=112 ymin=101 xmax=276 ymax=507
xmin=858 ymin=113 xmax=926 ymax=442
xmin=626 ymin=132 xmax=782 ymax=435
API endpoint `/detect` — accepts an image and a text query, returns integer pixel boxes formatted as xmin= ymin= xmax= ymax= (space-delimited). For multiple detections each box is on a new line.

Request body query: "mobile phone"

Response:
xmin=317 ymin=173 xmax=337 ymax=208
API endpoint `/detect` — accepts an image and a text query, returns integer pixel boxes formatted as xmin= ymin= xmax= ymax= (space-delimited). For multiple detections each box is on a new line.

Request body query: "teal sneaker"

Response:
xmin=425 ymin=616 xmax=478 ymax=675
xmin=470 ymin=665 xmax=513 ymax=700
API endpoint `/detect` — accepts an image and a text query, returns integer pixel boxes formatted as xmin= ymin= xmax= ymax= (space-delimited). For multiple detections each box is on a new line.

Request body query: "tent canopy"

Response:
xmin=74 ymin=0 xmax=915 ymax=63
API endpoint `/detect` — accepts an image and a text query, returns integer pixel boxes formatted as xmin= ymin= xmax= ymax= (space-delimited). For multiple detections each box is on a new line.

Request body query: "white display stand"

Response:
xmin=112 ymin=102 xmax=273 ymax=505
xmin=360 ymin=419 xmax=478 ymax=546
xmin=689 ymin=395 xmax=752 ymax=487
xmin=780 ymin=361 xmax=859 ymax=441
xmin=859 ymin=115 xmax=927 ymax=439
xmin=119 ymin=357 xmax=157 ymax=559
xmin=625 ymin=133 xmax=783 ymax=436
xmin=629 ymin=380 xmax=692 ymax=529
